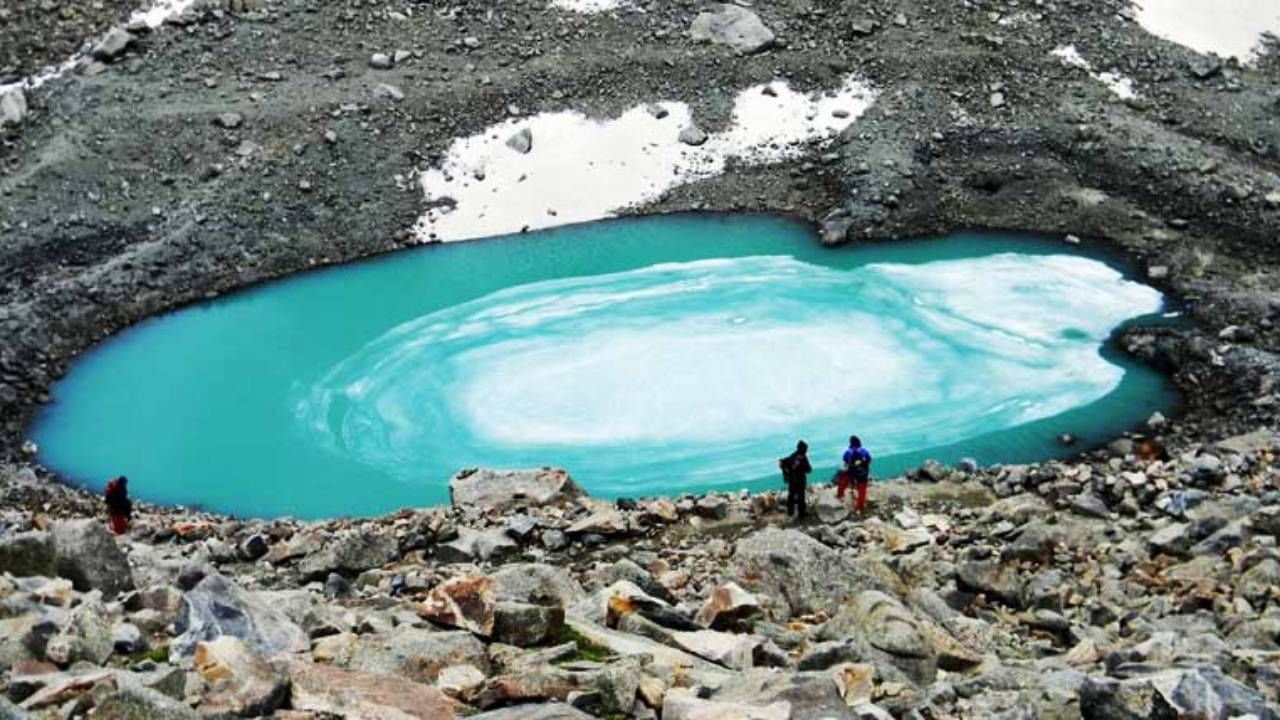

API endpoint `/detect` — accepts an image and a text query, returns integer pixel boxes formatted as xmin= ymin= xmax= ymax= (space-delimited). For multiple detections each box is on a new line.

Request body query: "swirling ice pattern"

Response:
xmin=292 ymin=253 xmax=1163 ymax=496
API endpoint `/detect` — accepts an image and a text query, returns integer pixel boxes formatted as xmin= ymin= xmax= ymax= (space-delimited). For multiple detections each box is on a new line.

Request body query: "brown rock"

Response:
xmin=285 ymin=658 xmax=455 ymax=720
xmin=193 ymin=637 xmax=289 ymax=718
xmin=418 ymin=576 xmax=497 ymax=636
xmin=694 ymin=582 xmax=761 ymax=632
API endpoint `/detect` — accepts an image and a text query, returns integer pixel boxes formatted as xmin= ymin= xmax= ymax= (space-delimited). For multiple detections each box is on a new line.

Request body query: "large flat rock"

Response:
xmin=449 ymin=468 xmax=585 ymax=511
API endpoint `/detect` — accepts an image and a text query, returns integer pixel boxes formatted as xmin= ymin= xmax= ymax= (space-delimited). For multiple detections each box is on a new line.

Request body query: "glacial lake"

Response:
xmin=31 ymin=215 xmax=1178 ymax=519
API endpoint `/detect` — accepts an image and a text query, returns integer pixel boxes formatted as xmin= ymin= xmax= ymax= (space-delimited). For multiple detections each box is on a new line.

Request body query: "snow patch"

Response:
xmin=0 ymin=0 xmax=198 ymax=95
xmin=414 ymin=75 xmax=876 ymax=242
xmin=1132 ymin=0 xmax=1279 ymax=62
xmin=1051 ymin=45 xmax=1139 ymax=100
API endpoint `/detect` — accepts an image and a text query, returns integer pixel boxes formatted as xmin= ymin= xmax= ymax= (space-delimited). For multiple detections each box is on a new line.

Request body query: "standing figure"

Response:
xmin=843 ymin=436 xmax=873 ymax=514
xmin=779 ymin=440 xmax=813 ymax=520
xmin=104 ymin=475 xmax=132 ymax=535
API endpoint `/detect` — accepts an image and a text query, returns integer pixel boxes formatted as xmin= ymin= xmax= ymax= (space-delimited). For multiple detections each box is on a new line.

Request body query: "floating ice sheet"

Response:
xmin=414 ymin=75 xmax=876 ymax=242
xmin=296 ymin=252 xmax=1165 ymax=493
xmin=1132 ymin=0 xmax=1279 ymax=62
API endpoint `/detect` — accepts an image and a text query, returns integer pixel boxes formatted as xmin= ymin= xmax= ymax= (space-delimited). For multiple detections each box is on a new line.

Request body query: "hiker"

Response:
xmin=779 ymin=440 xmax=812 ymax=519
xmin=843 ymin=436 xmax=873 ymax=514
xmin=104 ymin=475 xmax=132 ymax=535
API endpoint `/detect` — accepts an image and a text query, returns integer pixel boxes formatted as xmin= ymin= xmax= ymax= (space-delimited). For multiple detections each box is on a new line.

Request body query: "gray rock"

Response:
xmin=956 ymin=561 xmax=1025 ymax=609
xmin=50 ymin=520 xmax=134 ymax=596
xmin=506 ymin=514 xmax=539 ymax=540
xmin=0 ymin=531 xmax=55 ymax=578
xmin=298 ymin=531 xmax=397 ymax=580
xmin=733 ymin=528 xmax=890 ymax=617
xmin=1148 ymin=522 xmax=1193 ymax=557
xmin=1190 ymin=454 xmax=1224 ymax=483
xmin=45 ymin=601 xmax=113 ymax=666
xmin=343 ymin=628 xmax=489 ymax=682
xmin=678 ymin=124 xmax=709 ymax=146
xmin=1070 ymin=493 xmax=1111 ymax=519
xmin=689 ymin=4 xmax=776 ymax=54
xmin=437 ymin=527 xmax=518 ymax=563
xmin=493 ymin=564 xmax=585 ymax=608
xmin=542 ymin=529 xmax=568 ymax=552
xmin=170 ymin=574 xmax=308 ymax=661
xmin=469 ymin=703 xmax=596 ymax=719
xmin=0 ymin=87 xmax=28 ymax=127
xmin=372 ymin=83 xmax=404 ymax=101
xmin=94 ymin=684 xmax=198 ymax=720
xmin=492 ymin=601 xmax=565 ymax=647
xmin=111 ymin=622 xmax=146 ymax=655
xmin=917 ymin=459 xmax=949 ymax=482
xmin=450 ymin=468 xmax=583 ymax=510
xmin=0 ymin=696 xmax=32 ymax=719
xmin=213 ymin=112 xmax=244 ymax=129
xmin=1187 ymin=56 xmax=1222 ymax=80
xmin=92 ymin=27 xmax=137 ymax=61
xmin=238 ymin=535 xmax=268 ymax=561
xmin=506 ymin=128 xmax=534 ymax=154
xmin=368 ymin=52 xmax=393 ymax=69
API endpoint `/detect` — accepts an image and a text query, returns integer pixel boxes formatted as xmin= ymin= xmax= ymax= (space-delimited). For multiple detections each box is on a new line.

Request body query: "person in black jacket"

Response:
xmin=779 ymin=440 xmax=813 ymax=519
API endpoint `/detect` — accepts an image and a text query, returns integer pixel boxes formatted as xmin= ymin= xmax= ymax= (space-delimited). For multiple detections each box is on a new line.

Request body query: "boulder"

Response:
xmin=450 ymin=468 xmax=583 ymax=511
xmin=342 ymin=628 xmax=489 ymax=683
xmin=566 ymin=510 xmax=628 ymax=536
xmin=694 ymin=582 xmax=762 ymax=632
xmin=493 ymin=601 xmax=565 ymax=647
xmin=688 ymin=4 xmax=775 ymax=54
xmin=469 ymin=703 xmax=596 ymax=719
xmin=956 ymin=561 xmax=1025 ymax=609
xmin=662 ymin=687 xmax=789 ymax=720
xmin=94 ymin=684 xmax=198 ymax=720
xmin=92 ymin=27 xmax=137 ymax=61
xmin=284 ymin=658 xmax=455 ymax=719
xmin=1148 ymin=523 xmax=1193 ymax=557
xmin=476 ymin=657 xmax=642 ymax=714
xmin=50 ymin=520 xmax=135 ymax=596
xmin=0 ymin=531 xmax=53 ymax=578
xmin=819 ymin=591 xmax=938 ymax=686
xmin=436 ymin=527 xmax=518 ymax=563
xmin=733 ymin=528 xmax=890 ymax=617
xmin=170 ymin=574 xmax=308 ymax=660
xmin=437 ymin=664 xmax=487 ymax=701
xmin=1079 ymin=667 xmax=1273 ymax=719
xmin=45 ymin=602 xmax=113 ymax=666
xmin=492 ymin=564 xmax=585 ymax=608
xmin=714 ymin=669 xmax=870 ymax=718
xmin=678 ymin=124 xmax=709 ymax=147
xmin=591 ymin=559 xmax=676 ymax=604
xmin=193 ymin=636 xmax=290 ymax=718
xmin=418 ymin=575 xmax=497 ymax=636
xmin=814 ymin=492 xmax=850 ymax=524
xmin=298 ymin=531 xmax=398 ymax=581
xmin=669 ymin=629 xmax=758 ymax=670
xmin=506 ymin=128 xmax=533 ymax=154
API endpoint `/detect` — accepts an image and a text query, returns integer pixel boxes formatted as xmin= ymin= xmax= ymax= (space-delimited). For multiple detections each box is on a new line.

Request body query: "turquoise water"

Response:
xmin=31 ymin=215 xmax=1179 ymax=519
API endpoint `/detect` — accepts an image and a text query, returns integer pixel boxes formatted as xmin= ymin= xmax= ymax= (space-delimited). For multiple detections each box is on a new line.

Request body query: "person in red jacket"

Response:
xmin=104 ymin=475 xmax=132 ymax=535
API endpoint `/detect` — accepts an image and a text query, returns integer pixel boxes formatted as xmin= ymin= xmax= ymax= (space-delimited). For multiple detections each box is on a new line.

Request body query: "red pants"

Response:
xmin=854 ymin=481 xmax=868 ymax=514
xmin=836 ymin=471 xmax=850 ymax=499
xmin=109 ymin=514 xmax=128 ymax=535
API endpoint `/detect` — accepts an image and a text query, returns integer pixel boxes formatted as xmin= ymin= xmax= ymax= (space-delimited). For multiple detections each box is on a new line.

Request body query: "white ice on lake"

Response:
xmin=414 ymin=75 xmax=876 ymax=242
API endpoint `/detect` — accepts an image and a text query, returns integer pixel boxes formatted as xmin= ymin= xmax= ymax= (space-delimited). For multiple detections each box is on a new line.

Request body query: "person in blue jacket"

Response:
xmin=842 ymin=436 xmax=872 ymax=513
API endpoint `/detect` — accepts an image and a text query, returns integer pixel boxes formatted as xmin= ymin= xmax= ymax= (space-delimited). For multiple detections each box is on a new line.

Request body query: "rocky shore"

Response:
xmin=1 ymin=0 xmax=1279 ymax=717
xmin=2 ymin=428 xmax=1279 ymax=718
